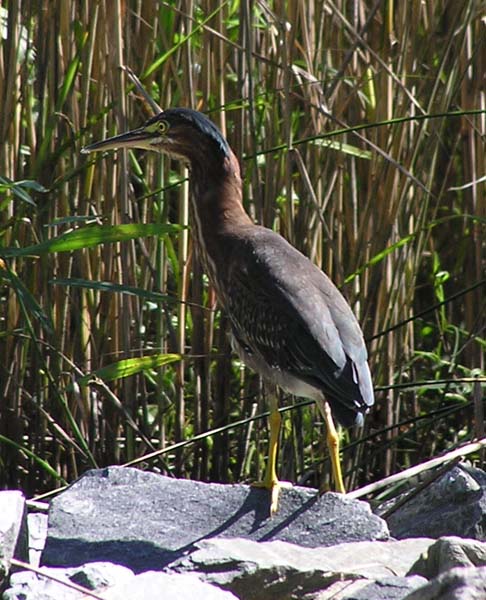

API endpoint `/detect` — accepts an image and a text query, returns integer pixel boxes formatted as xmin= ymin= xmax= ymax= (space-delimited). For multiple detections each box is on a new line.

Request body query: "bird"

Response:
xmin=82 ymin=107 xmax=374 ymax=513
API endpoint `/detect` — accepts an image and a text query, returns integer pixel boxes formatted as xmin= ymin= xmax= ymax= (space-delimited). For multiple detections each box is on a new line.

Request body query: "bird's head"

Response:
xmin=82 ymin=108 xmax=231 ymax=169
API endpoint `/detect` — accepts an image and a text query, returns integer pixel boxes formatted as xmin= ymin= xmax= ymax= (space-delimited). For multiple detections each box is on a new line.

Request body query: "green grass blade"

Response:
xmin=345 ymin=233 xmax=415 ymax=284
xmin=50 ymin=277 xmax=175 ymax=304
xmin=33 ymin=33 xmax=88 ymax=176
xmin=345 ymin=214 xmax=486 ymax=283
xmin=0 ymin=434 xmax=67 ymax=484
xmin=76 ymin=353 xmax=182 ymax=387
xmin=142 ymin=1 xmax=229 ymax=79
xmin=0 ymin=177 xmax=48 ymax=207
xmin=311 ymin=139 xmax=372 ymax=159
xmin=1 ymin=223 xmax=181 ymax=258
xmin=3 ymin=266 xmax=53 ymax=334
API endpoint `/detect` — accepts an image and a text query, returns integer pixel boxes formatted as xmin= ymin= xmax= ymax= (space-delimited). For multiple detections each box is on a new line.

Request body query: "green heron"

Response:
xmin=82 ymin=108 xmax=374 ymax=513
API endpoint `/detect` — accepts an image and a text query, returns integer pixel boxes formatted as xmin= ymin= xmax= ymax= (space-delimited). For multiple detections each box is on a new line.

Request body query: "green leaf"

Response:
xmin=57 ymin=42 xmax=85 ymax=109
xmin=33 ymin=33 xmax=88 ymax=176
xmin=346 ymin=213 xmax=486 ymax=283
xmin=345 ymin=233 xmax=415 ymax=283
xmin=142 ymin=2 xmax=229 ymax=78
xmin=50 ymin=277 xmax=175 ymax=304
xmin=13 ymin=179 xmax=48 ymax=192
xmin=3 ymin=267 xmax=53 ymax=334
xmin=0 ymin=434 xmax=66 ymax=483
xmin=0 ymin=176 xmax=47 ymax=206
xmin=311 ymin=138 xmax=372 ymax=160
xmin=77 ymin=354 xmax=182 ymax=387
xmin=0 ymin=223 xmax=181 ymax=258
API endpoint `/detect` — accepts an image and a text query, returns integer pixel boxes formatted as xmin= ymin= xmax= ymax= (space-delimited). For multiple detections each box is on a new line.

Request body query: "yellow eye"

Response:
xmin=158 ymin=120 xmax=169 ymax=134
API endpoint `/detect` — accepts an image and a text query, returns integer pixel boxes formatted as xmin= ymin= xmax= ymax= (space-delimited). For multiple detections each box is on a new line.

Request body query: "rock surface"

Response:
xmin=0 ymin=491 xmax=28 ymax=581
xmin=403 ymin=565 xmax=486 ymax=600
xmin=168 ymin=537 xmax=431 ymax=600
xmin=27 ymin=512 xmax=47 ymax=568
xmin=4 ymin=565 xmax=238 ymax=600
xmin=4 ymin=562 xmax=133 ymax=600
xmin=42 ymin=466 xmax=389 ymax=572
xmin=104 ymin=571 xmax=239 ymax=600
xmin=333 ymin=575 xmax=427 ymax=600
xmin=410 ymin=536 xmax=486 ymax=579
xmin=3 ymin=463 xmax=486 ymax=600
xmin=382 ymin=464 xmax=486 ymax=540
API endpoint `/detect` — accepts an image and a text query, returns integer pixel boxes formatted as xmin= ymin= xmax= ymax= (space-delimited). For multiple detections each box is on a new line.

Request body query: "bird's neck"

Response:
xmin=189 ymin=149 xmax=252 ymax=294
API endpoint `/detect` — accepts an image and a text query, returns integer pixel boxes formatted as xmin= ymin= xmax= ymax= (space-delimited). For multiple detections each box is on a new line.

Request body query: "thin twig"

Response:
xmin=379 ymin=456 xmax=462 ymax=519
xmin=121 ymin=65 xmax=162 ymax=114
xmin=348 ymin=438 xmax=486 ymax=499
xmin=10 ymin=559 xmax=107 ymax=600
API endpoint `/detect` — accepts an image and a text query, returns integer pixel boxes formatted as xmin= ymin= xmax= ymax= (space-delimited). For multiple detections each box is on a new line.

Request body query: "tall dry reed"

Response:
xmin=0 ymin=0 xmax=484 ymax=497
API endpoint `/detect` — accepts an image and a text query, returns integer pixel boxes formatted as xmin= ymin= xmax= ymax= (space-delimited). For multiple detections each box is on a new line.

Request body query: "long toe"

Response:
xmin=251 ymin=478 xmax=293 ymax=515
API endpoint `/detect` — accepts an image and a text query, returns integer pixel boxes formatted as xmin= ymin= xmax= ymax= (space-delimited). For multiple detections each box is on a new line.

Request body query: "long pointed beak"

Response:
xmin=81 ymin=126 xmax=154 ymax=154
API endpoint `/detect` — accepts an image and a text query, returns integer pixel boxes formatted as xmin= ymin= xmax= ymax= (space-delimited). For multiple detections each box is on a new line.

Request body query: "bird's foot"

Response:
xmin=318 ymin=482 xmax=346 ymax=497
xmin=251 ymin=478 xmax=293 ymax=515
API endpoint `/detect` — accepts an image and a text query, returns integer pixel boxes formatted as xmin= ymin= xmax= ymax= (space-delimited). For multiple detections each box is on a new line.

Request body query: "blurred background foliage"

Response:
xmin=0 ymin=0 xmax=485 ymax=499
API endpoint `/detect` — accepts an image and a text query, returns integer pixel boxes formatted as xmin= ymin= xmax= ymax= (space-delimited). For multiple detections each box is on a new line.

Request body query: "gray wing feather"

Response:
xmin=225 ymin=227 xmax=374 ymax=414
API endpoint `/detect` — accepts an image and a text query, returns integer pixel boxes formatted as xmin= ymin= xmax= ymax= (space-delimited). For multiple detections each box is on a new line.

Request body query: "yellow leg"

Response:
xmin=252 ymin=395 xmax=291 ymax=514
xmin=322 ymin=401 xmax=346 ymax=494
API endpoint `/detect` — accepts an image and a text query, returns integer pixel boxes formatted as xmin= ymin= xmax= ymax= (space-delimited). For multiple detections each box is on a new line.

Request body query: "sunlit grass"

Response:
xmin=0 ymin=0 xmax=484 ymax=497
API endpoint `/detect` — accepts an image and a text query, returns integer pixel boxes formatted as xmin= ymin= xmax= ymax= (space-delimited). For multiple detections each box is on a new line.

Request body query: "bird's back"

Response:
xmin=219 ymin=225 xmax=374 ymax=427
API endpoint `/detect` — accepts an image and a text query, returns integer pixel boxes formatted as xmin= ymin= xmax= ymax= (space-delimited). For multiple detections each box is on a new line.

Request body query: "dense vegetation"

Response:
xmin=0 ymin=1 xmax=484 ymax=500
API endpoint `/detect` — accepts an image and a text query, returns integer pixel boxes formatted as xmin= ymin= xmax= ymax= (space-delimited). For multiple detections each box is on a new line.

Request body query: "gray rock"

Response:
xmin=104 ymin=571 xmax=238 ymax=599
xmin=167 ymin=537 xmax=432 ymax=600
xmin=410 ymin=536 xmax=486 ymax=579
xmin=333 ymin=575 xmax=427 ymax=600
xmin=68 ymin=561 xmax=133 ymax=589
xmin=403 ymin=566 xmax=486 ymax=600
xmin=3 ymin=562 xmax=133 ymax=600
xmin=27 ymin=512 xmax=48 ymax=568
xmin=4 ymin=565 xmax=238 ymax=600
xmin=0 ymin=491 xmax=28 ymax=579
xmin=3 ymin=569 xmax=71 ymax=600
xmin=42 ymin=466 xmax=388 ymax=572
xmin=383 ymin=464 xmax=486 ymax=540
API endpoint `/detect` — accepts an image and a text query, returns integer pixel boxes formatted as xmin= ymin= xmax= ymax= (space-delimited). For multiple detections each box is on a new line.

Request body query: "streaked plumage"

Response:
xmin=221 ymin=226 xmax=373 ymax=428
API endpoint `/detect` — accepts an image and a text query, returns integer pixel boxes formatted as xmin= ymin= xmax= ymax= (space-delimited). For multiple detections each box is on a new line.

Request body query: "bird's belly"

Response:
xmin=230 ymin=333 xmax=322 ymax=401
